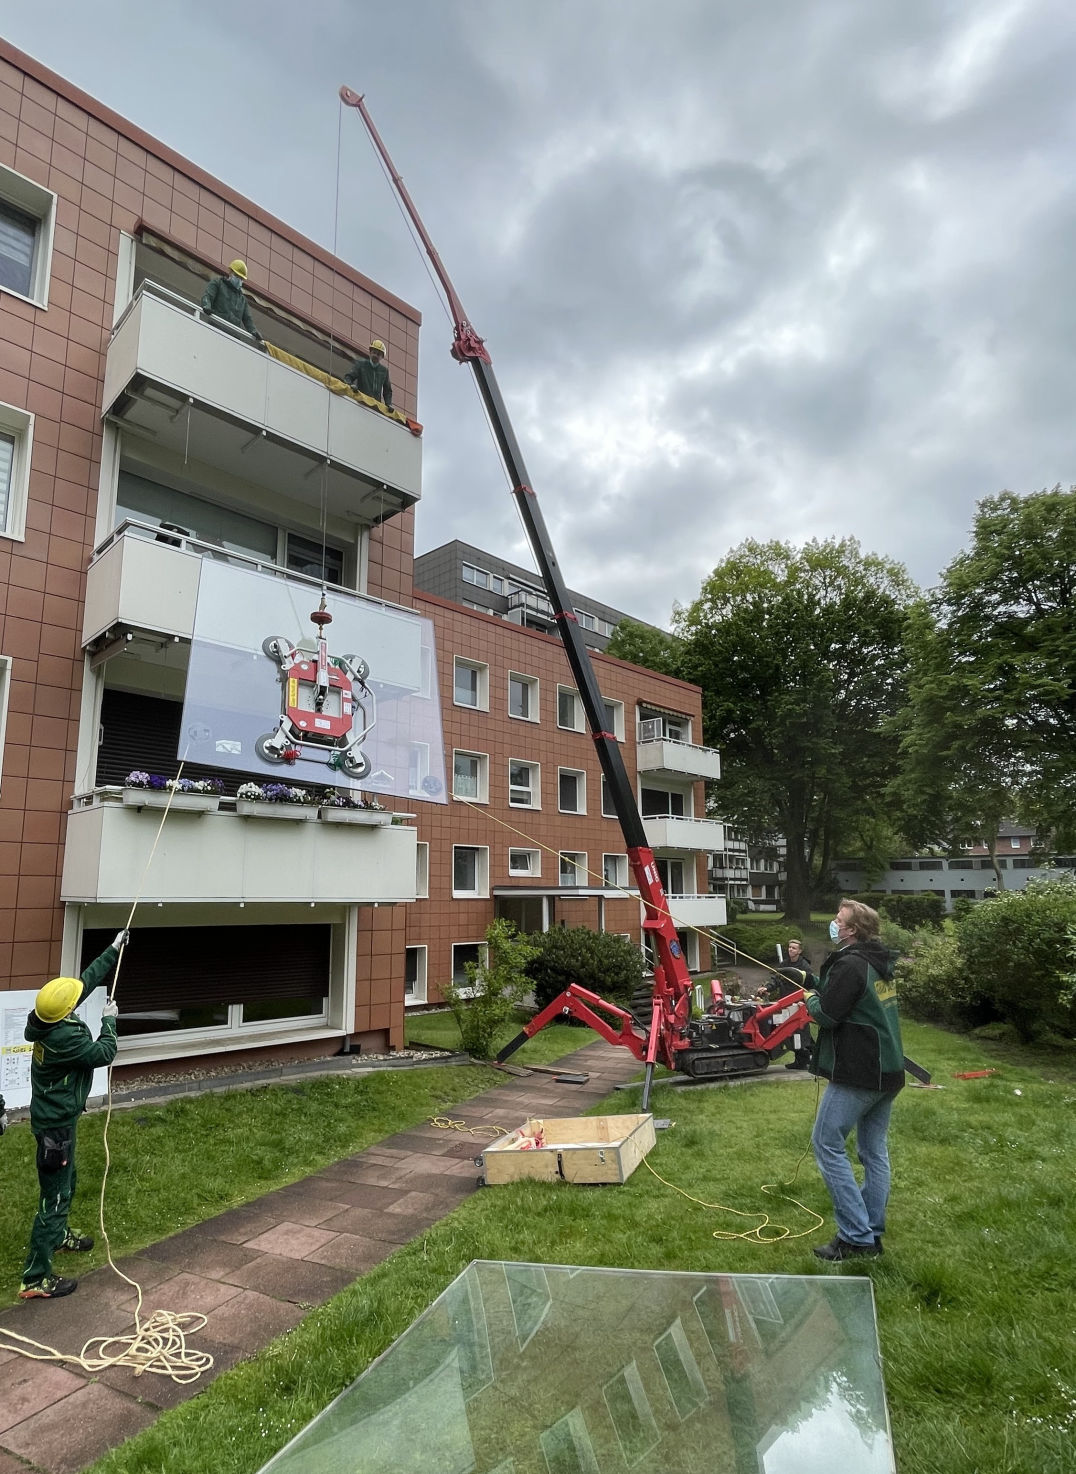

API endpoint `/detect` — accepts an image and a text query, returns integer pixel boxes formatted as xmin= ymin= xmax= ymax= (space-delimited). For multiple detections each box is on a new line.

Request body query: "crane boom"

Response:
xmin=341 ymin=87 xmax=696 ymax=1105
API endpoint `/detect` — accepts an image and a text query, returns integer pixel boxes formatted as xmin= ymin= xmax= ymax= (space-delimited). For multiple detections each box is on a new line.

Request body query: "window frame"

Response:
xmin=507 ymin=670 xmax=540 ymax=723
xmin=557 ymin=685 xmax=584 ymax=732
xmin=452 ymin=844 xmax=490 ymax=898
xmin=558 ymin=767 xmax=587 ymax=815
xmin=453 ymin=656 xmax=489 ymax=711
xmin=0 ymin=402 xmax=34 ymax=543
xmin=602 ymin=698 xmax=625 ymax=741
xmin=508 ymin=847 xmax=541 ymax=877
xmin=0 ymin=655 xmax=11 ymax=792
xmin=415 ymin=841 xmax=429 ymax=899
xmin=0 ymin=164 xmax=57 ymax=310
xmin=451 ymin=940 xmax=489 ymax=992
xmin=559 ymin=851 xmax=587 ymax=887
xmin=452 ymin=749 xmax=489 ymax=803
xmin=602 ymin=853 xmax=629 ymax=888
xmin=404 ymin=944 xmax=428 ymax=1006
xmin=508 ymin=758 xmax=541 ymax=809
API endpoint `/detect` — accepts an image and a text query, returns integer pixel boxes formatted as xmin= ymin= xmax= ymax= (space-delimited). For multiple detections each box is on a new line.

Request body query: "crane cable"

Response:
xmin=0 ymin=774 xmax=213 ymax=1382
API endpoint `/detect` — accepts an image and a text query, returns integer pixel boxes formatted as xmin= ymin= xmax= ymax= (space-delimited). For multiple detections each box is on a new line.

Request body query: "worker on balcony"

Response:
xmin=343 ymin=339 xmax=393 ymax=409
xmin=201 ymin=259 xmax=264 ymax=344
xmin=18 ymin=934 xmax=128 ymax=1300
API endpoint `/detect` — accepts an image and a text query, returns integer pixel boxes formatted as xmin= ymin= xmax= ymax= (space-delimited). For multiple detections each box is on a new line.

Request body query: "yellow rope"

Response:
xmin=428 ymin=1115 xmax=510 ymax=1140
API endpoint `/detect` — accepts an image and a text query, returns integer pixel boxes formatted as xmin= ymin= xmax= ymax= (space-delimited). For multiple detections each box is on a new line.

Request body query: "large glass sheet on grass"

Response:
xmin=256 ymin=1261 xmax=895 ymax=1474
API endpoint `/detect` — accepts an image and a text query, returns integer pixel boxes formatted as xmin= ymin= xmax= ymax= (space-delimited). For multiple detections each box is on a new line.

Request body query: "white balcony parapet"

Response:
xmin=636 ymin=736 xmax=721 ymax=782
xmin=663 ymin=893 xmax=728 ymax=929
xmin=642 ymin=816 xmax=725 ymax=852
xmin=103 ymin=283 xmax=420 ymax=524
xmin=61 ymin=791 xmax=417 ymax=906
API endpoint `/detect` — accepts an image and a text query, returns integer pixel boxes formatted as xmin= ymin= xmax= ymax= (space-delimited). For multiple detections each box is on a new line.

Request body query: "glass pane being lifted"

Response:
xmin=257 ymin=1261 xmax=895 ymax=1474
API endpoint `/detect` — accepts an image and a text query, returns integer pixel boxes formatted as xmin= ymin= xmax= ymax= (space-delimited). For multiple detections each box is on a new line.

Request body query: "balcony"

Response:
xmin=103 ymin=283 xmax=421 ymax=525
xmin=636 ymin=734 xmax=721 ymax=782
xmin=60 ymin=793 xmax=417 ymax=906
xmin=504 ymin=588 xmax=555 ymax=629
xmin=664 ymin=893 xmax=728 ymax=929
xmin=642 ymin=816 xmax=725 ymax=852
xmin=708 ymin=860 xmax=749 ymax=879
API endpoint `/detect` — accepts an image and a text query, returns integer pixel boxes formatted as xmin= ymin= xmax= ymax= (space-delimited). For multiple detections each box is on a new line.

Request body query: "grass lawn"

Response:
xmin=3 ymin=1022 xmax=1071 ymax=1474
xmin=406 ymin=1005 xmax=590 ymax=1065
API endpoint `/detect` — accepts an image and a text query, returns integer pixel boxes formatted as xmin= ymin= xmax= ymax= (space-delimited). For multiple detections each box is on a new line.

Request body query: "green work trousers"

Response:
xmin=22 ymin=1125 xmax=77 ymax=1286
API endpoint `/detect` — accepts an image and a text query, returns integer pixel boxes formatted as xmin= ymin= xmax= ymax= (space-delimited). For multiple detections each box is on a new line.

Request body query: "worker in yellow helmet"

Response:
xmin=18 ymin=933 xmax=128 ymax=1299
xmin=200 ymin=258 xmax=264 ymax=344
xmin=343 ymin=338 xmax=394 ymax=409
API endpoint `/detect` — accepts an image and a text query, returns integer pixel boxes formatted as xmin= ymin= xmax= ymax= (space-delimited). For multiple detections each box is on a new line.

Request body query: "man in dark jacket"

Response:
xmin=805 ymin=900 xmax=903 ymax=1262
xmin=200 ymin=259 xmax=263 ymax=343
xmin=771 ymin=938 xmax=814 ymax=1069
xmin=343 ymin=338 xmax=393 ymax=408
xmin=19 ymin=934 xmax=127 ymax=1299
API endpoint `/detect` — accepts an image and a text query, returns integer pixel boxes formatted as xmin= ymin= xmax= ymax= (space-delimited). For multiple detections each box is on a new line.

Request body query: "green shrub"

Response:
xmin=848 ymin=891 xmax=887 ymax=910
xmin=527 ymin=926 xmax=646 ymax=1012
xmin=950 ymin=896 xmax=978 ymax=921
xmin=880 ymin=892 xmax=945 ymax=931
xmin=711 ymin=922 xmax=805 ymax=969
xmin=956 ymin=874 xmax=1076 ymax=1042
xmin=893 ymin=923 xmax=983 ymax=1026
xmin=442 ymin=919 xmax=538 ymax=1059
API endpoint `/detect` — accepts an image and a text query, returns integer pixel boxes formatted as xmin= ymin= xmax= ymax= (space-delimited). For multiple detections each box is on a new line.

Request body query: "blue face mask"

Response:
xmin=828 ymin=919 xmax=841 ymax=942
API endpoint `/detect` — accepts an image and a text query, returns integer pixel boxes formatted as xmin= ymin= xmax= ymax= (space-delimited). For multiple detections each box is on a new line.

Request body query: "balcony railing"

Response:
xmin=636 ymin=734 xmax=721 ymax=782
xmin=642 ymin=815 xmax=725 ymax=852
xmin=103 ymin=282 xmax=421 ymax=525
xmin=663 ymin=893 xmax=728 ymax=928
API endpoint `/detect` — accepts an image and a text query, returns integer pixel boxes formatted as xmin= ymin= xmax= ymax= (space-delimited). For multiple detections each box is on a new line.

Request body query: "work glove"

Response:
xmin=102 ymin=999 xmax=120 ymax=1020
xmin=113 ymin=929 xmax=130 ymax=950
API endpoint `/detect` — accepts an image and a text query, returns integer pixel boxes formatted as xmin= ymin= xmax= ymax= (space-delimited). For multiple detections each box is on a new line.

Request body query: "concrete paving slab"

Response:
xmin=142 ymin=1271 xmax=245 ymax=1317
xmin=0 ymin=1361 xmax=86 ymax=1435
xmin=96 ymin=1333 xmax=243 ymax=1410
xmin=316 ymin=1206 xmax=436 ymax=1244
xmin=239 ymin=1222 xmax=340 ymax=1260
xmin=303 ymin=1232 xmax=393 ymax=1273
xmin=1 ymin=1381 xmax=157 ymax=1474
xmin=195 ymin=1206 xmax=283 ymax=1244
xmin=196 ymin=1290 xmax=305 ymax=1353
xmin=139 ymin=1233 xmax=263 ymax=1281
xmin=226 ymin=1253 xmax=354 ymax=1305
xmin=253 ymin=1187 xmax=353 ymax=1225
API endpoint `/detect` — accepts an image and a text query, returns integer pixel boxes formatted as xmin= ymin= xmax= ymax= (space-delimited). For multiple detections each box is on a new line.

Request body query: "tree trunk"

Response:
xmin=782 ymin=841 xmax=813 ymax=925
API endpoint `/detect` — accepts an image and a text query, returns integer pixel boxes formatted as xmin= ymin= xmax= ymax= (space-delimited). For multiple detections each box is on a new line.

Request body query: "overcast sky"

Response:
xmin=8 ymin=1 xmax=1076 ymax=624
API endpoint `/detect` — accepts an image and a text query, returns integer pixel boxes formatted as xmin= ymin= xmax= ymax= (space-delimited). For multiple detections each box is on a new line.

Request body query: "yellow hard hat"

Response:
xmin=369 ymin=339 xmax=386 ymax=355
xmin=229 ymin=259 xmax=249 ymax=280
xmin=35 ymin=977 xmax=84 ymax=1024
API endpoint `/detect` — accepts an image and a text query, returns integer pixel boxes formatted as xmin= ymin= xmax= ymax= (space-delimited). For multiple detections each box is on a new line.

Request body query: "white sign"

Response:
xmin=0 ymin=990 xmax=109 ymax=1113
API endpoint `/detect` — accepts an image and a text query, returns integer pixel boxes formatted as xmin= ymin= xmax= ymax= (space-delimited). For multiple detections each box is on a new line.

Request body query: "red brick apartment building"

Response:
xmin=0 ymin=41 xmax=724 ymax=1079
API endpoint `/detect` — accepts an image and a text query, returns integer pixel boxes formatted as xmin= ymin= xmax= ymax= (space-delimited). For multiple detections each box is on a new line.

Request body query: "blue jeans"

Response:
xmin=811 ymin=1083 xmax=897 ymax=1246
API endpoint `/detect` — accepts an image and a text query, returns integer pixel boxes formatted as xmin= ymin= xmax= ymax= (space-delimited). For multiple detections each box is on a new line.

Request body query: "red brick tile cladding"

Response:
xmin=0 ymin=41 xmax=419 ymax=995
xmin=409 ymin=594 xmax=712 ymax=1003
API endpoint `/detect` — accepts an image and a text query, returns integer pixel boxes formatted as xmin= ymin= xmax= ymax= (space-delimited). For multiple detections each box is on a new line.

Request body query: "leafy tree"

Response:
xmin=674 ymin=538 xmax=916 ymax=923
xmin=442 ymin=919 xmax=538 ymax=1059
xmin=895 ymin=486 xmax=1076 ymax=852
xmin=604 ymin=616 xmax=681 ymax=675
xmin=957 ymin=873 xmax=1076 ymax=1041
xmin=527 ymin=926 xmax=646 ymax=1012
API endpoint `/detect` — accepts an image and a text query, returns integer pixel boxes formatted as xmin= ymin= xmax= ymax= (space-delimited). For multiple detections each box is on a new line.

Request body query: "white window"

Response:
xmin=559 ymin=768 xmax=586 ymax=814
xmin=558 ymin=686 xmax=584 ymax=731
xmin=509 ymin=848 xmax=540 ymax=876
xmin=461 ymin=562 xmax=490 ymax=588
xmin=509 ymin=759 xmax=540 ymax=809
xmin=601 ymin=775 xmax=618 ymax=818
xmin=0 ymin=655 xmax=10 ymax=791
xmin=603 ymin=854 xmax=628 ymax=888
xmin=415 ymin=842 xmax=429 ymax=899
xmin=559 ymin=852 xmax=587 ymax=887
xmin=638 ymin=707 xmax=690 ymax=743
xmin=1010 ymin=837 xmax=1021 ymax=849
xmin=453 ymin=750 xmax=488 ymax=802
xmin=453 ymin=845 xmax=489 ymax=898
xmin=0 ymin=403 xmax=33 ymax=542
xmin=404 ymin=946 xmax=427 ymax=1005
xmin=408 ymin=742 xmax=430 ymax=796
xmin=452 ymin=941 xmax=488 ymax=985
xmin=657 ymin=858 xmax=687 ymax=894
xmin=454 ymin=657 xmax=488 ymax=709
xmin=0 ymin=165 xmax=57 ymax=308
xmin=641 ymin=786 xmax=687 ymax=818
xmin=574 ymin=608 xmax=597 ymax=631
xmin=602 ymin=699 xmax=625 ymax=741
xmin=508 ymin=671 xmax=539 ymax=721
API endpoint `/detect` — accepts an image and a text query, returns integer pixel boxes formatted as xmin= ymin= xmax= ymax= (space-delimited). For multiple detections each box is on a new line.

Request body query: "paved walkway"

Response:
xmin=0 ymin=1041 xmax=642 ymax=1474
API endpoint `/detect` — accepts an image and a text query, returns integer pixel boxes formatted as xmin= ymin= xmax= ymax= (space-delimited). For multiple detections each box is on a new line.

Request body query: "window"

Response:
xmin=404 ymin=946 xmax=427 ymax=1005
xmin=559 ymin=768 xmax=586 ymax=814
xmin=641 ymin=786 xmax=686 ymax=817
xmin=0 ymin=166 xmax=56 ymax=307
xmin=453 ymin=750 xmax=488 ymax=802
xmin=638 ymin=707 xmax=690 ymax=743
xmin=453 ymin=657 xmax=488 ymax=709
xmin=0 ymin=403 xmax=33 ymax=541
xmin=603 ymin=1363 xmax=659 ymax=1467
xmin=575 ymin=608 xmax=597 ymax=631
xmin=602 ymin=699 xmax=625 ymax=740
xmin=653 ymin=1320 xmax=708 ymax=1420
xmin=558 ymin=686 xmax=584 ymax=731
xmin=559 ymin=852 xmax=586 ymax=887
xmin=452 ymin=941 xmax=487 ymax=984
xmin=285 ymin=533 xmax=345 ymax=586
xmin=509 ymin=848 xmax=540 ymax=876
xmin=462 ymin=562 xmax=489 ymax=588
xmin=0 ymin=655 xmax=10 ymax=791
xmin=540 ymin=1409 xmax=599 ymax=1474
xmin=508 ymin=671 xmax=539 ymax=721
xmin=1010 ymin=837 xmax=1022 ymax=849
xmin=408 ymin=743 xmax=430 ymax=796
xmin=601 ymin=775 xmax=618 ymax=818
xmin=509 ymin=759 xmax=540 ymax=808
xmin=415 ymin=842 xmax=429 ymax=899
xmin=116 ymin=470 xmax=278 ymax=560
xmin=603 ymin=854 xmax=628 ymax=888
xmin=657 ymin=858 xmax=686 ymax=894
xmin=453 ymin=846 xmax=489 ymax=897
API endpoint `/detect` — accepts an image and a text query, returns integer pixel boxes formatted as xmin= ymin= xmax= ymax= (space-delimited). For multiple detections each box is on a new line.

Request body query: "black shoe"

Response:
xmin=874 ymin=1236 xmax=884 ymax=1253
xmin=813 ymin=1237 xmax=882 ymax=1262
xmin=784 ymin=1061 xmax=802 ymax=1070
xmin=58 ymin=1229 xmax=94 ymax=1253
xmin=19 ymin=1275 xmax=78 ymax=1299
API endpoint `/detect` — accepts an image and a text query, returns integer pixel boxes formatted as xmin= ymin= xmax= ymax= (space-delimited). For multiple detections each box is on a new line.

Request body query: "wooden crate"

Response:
xmin=479 ymin=1113 xmax=656 ymax=1186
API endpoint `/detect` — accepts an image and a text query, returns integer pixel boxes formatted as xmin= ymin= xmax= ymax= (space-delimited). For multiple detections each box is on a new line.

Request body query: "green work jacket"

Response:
xmin=806 ymin=939 xmax=904 ymax=1093
xmin=344 ymin=355 xmax=393 ymax=408
xmin=200 ymin=275 xmax=260 ymax=337
xmin=24 ymin=947 xmax=120 ymax=1133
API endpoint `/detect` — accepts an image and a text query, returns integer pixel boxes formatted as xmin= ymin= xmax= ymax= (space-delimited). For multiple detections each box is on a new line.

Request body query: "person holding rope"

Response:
xmin=18 ymin=932 xmax=128 ymax=1300
xmin=806 ymin=899 xmax=903 ymax=1262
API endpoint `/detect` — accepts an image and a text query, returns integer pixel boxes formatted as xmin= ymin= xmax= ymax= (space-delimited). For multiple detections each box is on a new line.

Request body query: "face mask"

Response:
xmin=230 ymin=274 xmax=243 ymax=286
xmin=828 ymin=920 xmax=841 ymax=942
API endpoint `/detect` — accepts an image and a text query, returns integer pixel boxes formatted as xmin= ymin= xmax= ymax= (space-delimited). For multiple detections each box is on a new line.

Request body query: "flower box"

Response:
xmin=123 ymin=788 xmax=219 ymax=814
xmin=236 ymin=799 xmax=317 ymax=821
xmin=318 ymin=806 xmax=391 ymax=825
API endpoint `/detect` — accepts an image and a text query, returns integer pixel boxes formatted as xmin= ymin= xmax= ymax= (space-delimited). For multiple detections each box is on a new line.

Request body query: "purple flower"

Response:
xmin=148 ymin=775 xmax=168 ymax=790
